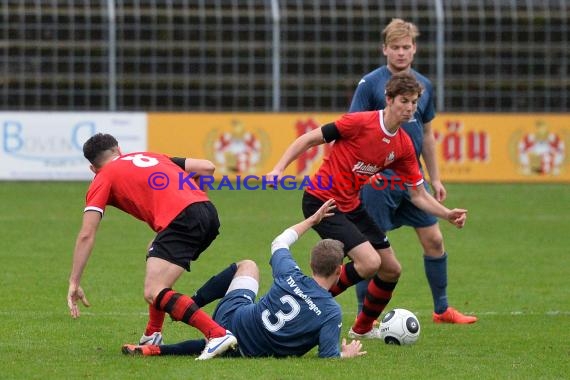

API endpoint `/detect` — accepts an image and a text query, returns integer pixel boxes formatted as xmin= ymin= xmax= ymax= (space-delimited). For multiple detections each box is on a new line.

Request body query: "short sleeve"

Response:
xmin=422 ymin=80 xmax=436 ymax=124
xmin=269 ymin=248 xmax=301 ymax=278
xmin=317 ymin=307 xmax=342 ymax=358
xmin=348 ymin=78 xmax=372 ymax=112
xmin=334 ymin=112 xmax=371 ymax=140
xmin=84 ymin=174 xmax=112 ymax=215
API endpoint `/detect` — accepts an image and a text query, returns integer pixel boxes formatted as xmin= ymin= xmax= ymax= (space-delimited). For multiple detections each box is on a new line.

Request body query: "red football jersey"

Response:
xmin=84 ymin=152 xmax=209 ymax=232
xmin=306 ymin=110 xmax=424 ymax=212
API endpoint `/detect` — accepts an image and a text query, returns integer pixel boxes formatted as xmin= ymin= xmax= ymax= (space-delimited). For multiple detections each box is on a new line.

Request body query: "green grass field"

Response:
xmin=0 ymin=182 xmax=568 ymax=379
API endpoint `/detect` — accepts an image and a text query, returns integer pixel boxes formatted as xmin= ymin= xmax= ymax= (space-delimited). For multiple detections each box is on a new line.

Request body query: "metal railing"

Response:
xmin=1 ymin=0 xmax=568 ymax=112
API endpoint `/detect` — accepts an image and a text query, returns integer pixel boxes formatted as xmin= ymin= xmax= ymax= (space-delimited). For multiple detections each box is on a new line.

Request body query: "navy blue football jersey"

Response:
xmin=232 ymin=248 xmax=342 ymax=358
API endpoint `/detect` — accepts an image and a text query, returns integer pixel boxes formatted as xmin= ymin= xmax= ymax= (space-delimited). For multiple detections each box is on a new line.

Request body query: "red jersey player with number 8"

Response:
xmin=67 ymin=133 xmax=236 ymax=360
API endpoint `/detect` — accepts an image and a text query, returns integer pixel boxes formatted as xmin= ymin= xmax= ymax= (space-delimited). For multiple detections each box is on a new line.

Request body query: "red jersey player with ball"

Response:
xmin=266 ymin=72 xmax=467 ymax=339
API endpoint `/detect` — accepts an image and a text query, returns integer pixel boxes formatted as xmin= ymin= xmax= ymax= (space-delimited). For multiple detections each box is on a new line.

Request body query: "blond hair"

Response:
xmin=382 ymin=18 xmax=419 ymax=45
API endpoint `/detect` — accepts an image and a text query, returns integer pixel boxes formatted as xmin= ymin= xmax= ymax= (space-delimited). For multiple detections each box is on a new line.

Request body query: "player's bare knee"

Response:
xmin=378 ymin=261 xmax=402 ymax=281
xmin=236 ymin=259 xmax=259 ymax=281
xmin=419 ymin=227 xmax=444 ymax=254
xmin=143 ymin=291 xmax=155 ymax=305
xmin=143 ymin=286 xmax=161 ymax=305
xmin=356 ymin=256 xmax=382 ymax=279
xmin=377 ymin=250 xmax=402 ymax=280
xmin=390 ymin=261 xmax=402 ymax=278
xmin=422 ymin=234 xmax=444 ymax=255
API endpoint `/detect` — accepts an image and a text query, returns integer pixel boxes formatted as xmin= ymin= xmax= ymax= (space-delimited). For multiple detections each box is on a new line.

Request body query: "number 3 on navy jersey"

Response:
xmin=261 ymin=295 xmax=301 ymax=332
xmin=121 ymin=154 xmax=159 ymax=168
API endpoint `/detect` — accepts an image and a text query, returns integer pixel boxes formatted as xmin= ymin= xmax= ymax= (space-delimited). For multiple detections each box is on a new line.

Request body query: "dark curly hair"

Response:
xmin=83 ymin=133 xmax=119 ymax=167
xmin=385 ymin=71 xmax=423 ymax=99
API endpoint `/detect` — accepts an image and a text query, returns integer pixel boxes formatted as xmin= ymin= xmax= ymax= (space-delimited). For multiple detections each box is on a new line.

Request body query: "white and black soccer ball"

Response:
xmin=379 ymin=308 xmax=421 ymax=345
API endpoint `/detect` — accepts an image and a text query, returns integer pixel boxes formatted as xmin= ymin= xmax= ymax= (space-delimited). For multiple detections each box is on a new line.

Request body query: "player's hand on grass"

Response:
xmin=447 ymin=208 xmax=467 ymax=228
xmin=340 ymin=338 xmax=367 ymax=358
xmin=309 ymin=199 xmax=336 ymax=226
xmin=67 ymin=284 xmax=90 ymax=318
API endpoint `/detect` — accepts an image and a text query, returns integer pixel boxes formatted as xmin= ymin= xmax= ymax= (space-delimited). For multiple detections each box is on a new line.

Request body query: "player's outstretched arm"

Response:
xmin=184 ymin=158 xmax=215 ymax=176
xmin=408 ymin=186 xmax=467 ymax=228
xmin=289 ymin=198 xmax=336 ymax=238
xmin=271 ymin=199 xmax=336 ymax=252
xmin=67 ymin=211 xmax=100 ymax=318
xmin=340 ymin=339 xmax=367 ymax=358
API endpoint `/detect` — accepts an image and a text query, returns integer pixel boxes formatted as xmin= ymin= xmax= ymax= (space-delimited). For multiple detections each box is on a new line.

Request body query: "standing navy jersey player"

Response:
xmin=122 ymin=199 xmax=366 ymax=359
xmin=350 ymin=18 xmax=477 ymax=325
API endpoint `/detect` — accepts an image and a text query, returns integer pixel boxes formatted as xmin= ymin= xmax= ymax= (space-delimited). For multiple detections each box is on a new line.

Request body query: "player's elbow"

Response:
xmin=76 ymin=227 xmax=96 ymax=246
xmin=270 ymin=238 xmax=287 ymax=254
xmin=408 ymin=185 xmax=426 ymax=204
xmin=189 ymin=159 xmax=216 ymax=176
xmin=199 ymin=160 xmax=216 ymax=176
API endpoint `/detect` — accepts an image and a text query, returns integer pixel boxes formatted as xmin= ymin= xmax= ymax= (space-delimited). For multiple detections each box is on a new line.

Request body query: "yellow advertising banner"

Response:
xmin=148 ymin=113 xmax=340 ymax=179
xmin=148 ymin=113 xmax=570 ymax=183
xmin=432 ymin=114 xmax=570 ymax=182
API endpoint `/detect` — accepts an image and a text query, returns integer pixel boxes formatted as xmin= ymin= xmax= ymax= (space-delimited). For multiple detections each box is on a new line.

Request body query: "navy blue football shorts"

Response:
xmin=212 ymin=288 xmax=256 ymax=331
xmin=360 ymin=180 xmax=438 ymax=232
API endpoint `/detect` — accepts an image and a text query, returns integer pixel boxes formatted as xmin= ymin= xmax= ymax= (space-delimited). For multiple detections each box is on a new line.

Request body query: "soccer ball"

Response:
xmin=379 ymin=308 xmax=421 ymax=345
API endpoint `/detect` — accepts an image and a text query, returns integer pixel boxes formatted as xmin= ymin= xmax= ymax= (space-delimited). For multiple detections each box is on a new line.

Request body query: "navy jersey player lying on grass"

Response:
xmin=122 ymin=199 xmax=366 ymax=359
